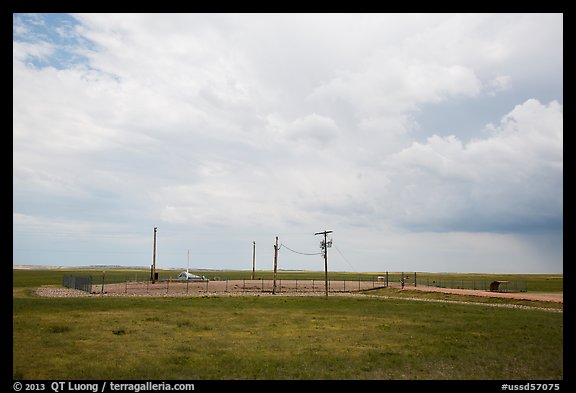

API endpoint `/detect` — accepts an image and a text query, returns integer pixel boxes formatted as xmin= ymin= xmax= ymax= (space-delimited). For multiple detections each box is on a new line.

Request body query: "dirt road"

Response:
xmin=405 ymin=285 xmax=563 ymax=303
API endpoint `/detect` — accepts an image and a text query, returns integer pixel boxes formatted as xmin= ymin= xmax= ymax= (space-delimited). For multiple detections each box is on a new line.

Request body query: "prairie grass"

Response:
xmin=13 ymin=294 xmax=562 ymax=380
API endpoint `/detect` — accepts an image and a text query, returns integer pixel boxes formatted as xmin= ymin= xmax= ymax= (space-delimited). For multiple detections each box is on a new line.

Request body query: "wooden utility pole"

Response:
xmin=251 ymin=241 xmax=256 ymax=280
xmin=273 ymin=236 xmax=278 ymax=294
xmin=315 ymin=230 xmax=333 ymax=297
xmin=151 ymin=226 xmax=157 ymax=284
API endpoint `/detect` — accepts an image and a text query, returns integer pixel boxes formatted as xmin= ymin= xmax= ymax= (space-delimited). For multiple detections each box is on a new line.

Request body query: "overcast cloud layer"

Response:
xmin=13 ymin=13 xmax=563 ymax=273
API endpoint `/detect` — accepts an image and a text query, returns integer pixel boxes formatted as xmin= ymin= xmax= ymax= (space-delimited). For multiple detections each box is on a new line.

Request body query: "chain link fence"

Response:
xmin=63 ymin=275 xmax=93 ymax=293
xmin=62 ymin=272 xmax=527 ymax=295
xmin=419 ymin=277 xmax=527 ymax=292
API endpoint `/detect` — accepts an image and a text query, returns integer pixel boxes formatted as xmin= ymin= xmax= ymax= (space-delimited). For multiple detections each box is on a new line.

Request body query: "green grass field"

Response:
xmin=12 ymin=268 xmax=563 ymax=380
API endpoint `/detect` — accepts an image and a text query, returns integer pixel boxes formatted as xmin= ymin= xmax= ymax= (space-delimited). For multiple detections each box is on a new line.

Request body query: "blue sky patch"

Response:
xmin=13 ymin=13 xmax=95 ymax=70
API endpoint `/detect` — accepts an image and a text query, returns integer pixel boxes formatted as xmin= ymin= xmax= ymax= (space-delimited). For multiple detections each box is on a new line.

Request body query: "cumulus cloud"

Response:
xmin=378 ymin=99 xmax=563 ymax=232
xmin=309 ymin=59 xmax=482 ymax=119
xmin=485 ymin=74 xmax=512 ymax=95
xmin=13 ymin=13 xmax=562 ymax=272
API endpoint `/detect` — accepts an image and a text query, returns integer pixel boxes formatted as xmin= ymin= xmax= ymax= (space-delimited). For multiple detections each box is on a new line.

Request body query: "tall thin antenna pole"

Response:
xmin=251 ymin=241 xmax=256 ymax=281
xmin=187 ymin=249 xmax=190 ymax=274
xmin=152 ymin=226 xmax=157 ymax=284
xmin=315 ymin=230 xmax=333 ymax=297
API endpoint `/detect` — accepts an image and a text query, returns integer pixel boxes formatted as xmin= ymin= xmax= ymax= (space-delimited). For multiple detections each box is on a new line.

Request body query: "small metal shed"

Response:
xmin=489 ymin=280 xmax=510 ymax=292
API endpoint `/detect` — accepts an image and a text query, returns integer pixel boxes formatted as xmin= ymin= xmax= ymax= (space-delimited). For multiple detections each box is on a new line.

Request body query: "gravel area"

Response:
xmin=35 ymin=287 xmax=92 ymax=297
xmin=33 ymin=282 xmax=562 ymax=313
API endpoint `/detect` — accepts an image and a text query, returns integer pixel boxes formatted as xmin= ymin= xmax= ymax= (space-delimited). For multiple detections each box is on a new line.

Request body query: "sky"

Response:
xmin=13 ymin=13 xmax=563 ymax=274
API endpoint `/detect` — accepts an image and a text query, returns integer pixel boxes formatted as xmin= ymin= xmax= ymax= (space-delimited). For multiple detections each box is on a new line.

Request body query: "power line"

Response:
xmin=333 ymin=244 xmax=357 ymax=272
xmin=278 ymin=244 xmax=322 ymax=256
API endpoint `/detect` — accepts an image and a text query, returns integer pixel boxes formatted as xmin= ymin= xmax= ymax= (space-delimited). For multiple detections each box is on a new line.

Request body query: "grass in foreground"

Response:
xmin=13 ymin=294 xmax=562 ymax=380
